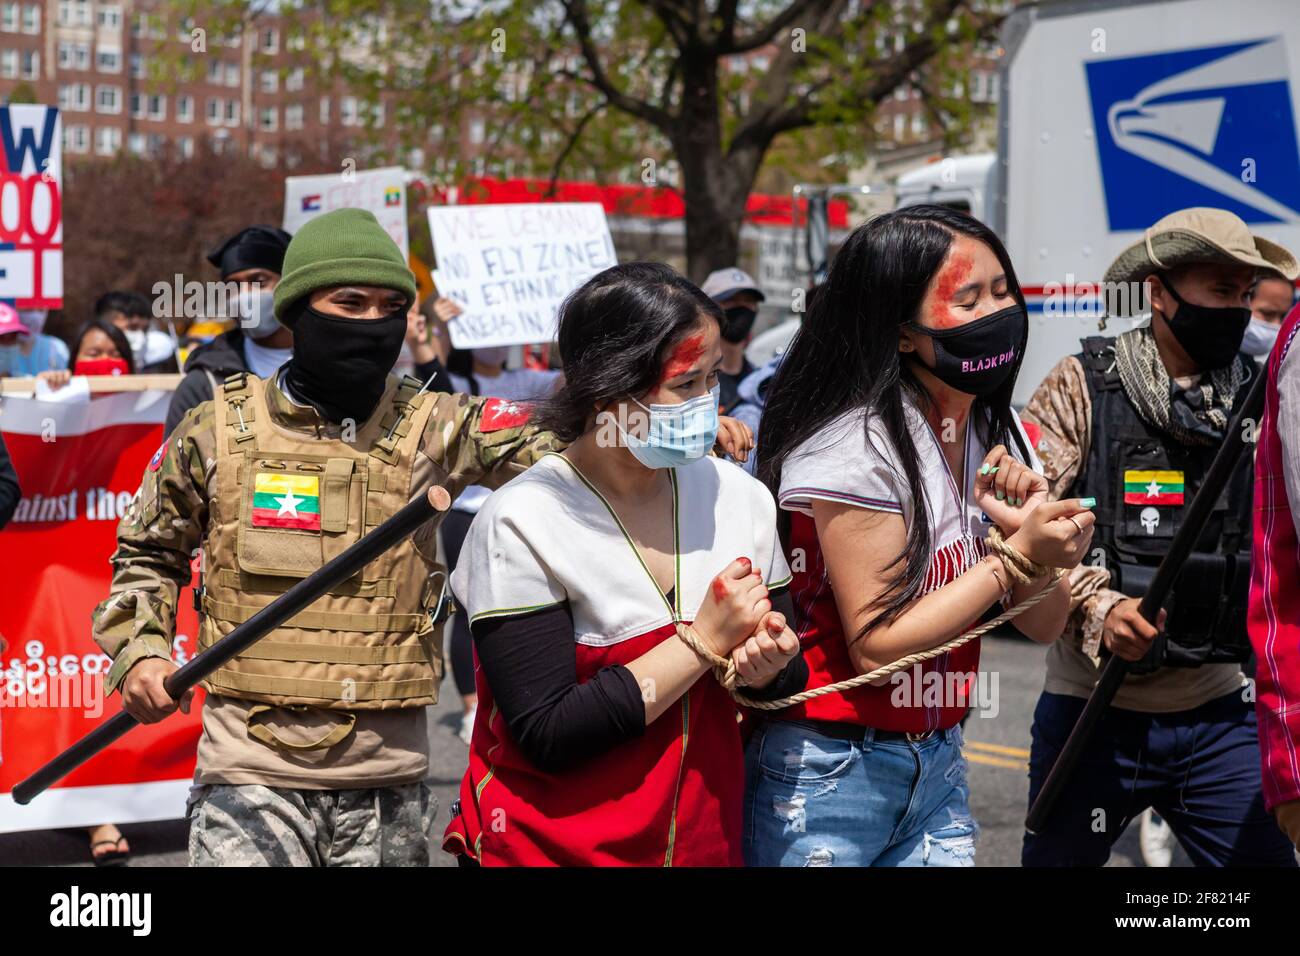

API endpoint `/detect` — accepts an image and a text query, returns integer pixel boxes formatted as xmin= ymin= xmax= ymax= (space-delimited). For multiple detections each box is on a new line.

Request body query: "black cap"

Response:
xmin=206 ymin=225 xmax=293 ymax=279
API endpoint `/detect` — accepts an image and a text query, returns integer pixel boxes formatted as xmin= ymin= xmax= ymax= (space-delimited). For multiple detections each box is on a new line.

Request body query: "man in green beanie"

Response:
xmin=88 ymin=208 xmax=562 ymax=866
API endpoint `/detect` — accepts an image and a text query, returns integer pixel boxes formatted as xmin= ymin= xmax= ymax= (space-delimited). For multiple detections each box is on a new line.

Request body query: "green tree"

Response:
xmin=172 ymin=0 xmax=1005 ymax=280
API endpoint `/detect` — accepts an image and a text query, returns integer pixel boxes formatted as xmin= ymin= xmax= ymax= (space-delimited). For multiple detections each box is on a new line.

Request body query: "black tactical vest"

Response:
xmin=1073 ymin=336 xmax=1255 ymax=668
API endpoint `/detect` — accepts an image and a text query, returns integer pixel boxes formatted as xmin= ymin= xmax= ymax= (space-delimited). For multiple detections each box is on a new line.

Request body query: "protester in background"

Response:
xmin=96 ymin=291 xmax=178 ymax=373
xmin=398 ymin=298 xmax=454 ymax=393
xmin=442 ymin=261 xmax=802 ymax=866
xmin=0 ymin=305 xmax=69 ymax=378
xmin=1020 ymin=207 xmax=1298 ymax=867
xmin=700 ymin=267 xmax=764 ymax=414
xmin=754 ymin=205 xmax=1086 ymax=867
xmin=437 ymin=343 xmax=562 ymax=743
xmin=164 ymin=225 xmax=293 ymax=437
xmin=37 ymin=319 xmax=137 ymax=391
xmin=1248 ymin=300 xmax=1300 ymax=851
xmin=1243 ymin=272 xmax=1295 ymax=361
xmin=0 ymin=430 xmax=19 ymax=530
xmin=727 ymin=354 xmax=781 ymax=475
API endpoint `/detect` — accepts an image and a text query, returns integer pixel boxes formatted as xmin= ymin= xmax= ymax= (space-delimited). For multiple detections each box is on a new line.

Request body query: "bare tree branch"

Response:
xmin=558 ymin=0 xmax=675 ymax=131
xmin=724 ymin=0 xmax=830 ymax=54
xmin=545 ymin=100 xmax=608 ymax=197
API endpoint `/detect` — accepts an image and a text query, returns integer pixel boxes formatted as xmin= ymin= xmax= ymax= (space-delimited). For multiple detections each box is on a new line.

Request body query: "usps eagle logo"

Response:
xmin=1085 ymin=37 xmax=1300 ymax=228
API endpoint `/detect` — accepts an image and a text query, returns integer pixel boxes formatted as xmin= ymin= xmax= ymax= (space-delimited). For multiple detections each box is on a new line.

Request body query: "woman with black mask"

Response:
xmin=750 ymin=205 xmax=1096 ymax=867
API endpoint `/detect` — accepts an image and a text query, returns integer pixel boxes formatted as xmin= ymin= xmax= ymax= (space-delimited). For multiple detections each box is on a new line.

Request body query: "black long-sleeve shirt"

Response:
xmin=0 ymin=430 xmax=21 ymax=530
xmin=471 ymin=586 xmax=806 ymax=773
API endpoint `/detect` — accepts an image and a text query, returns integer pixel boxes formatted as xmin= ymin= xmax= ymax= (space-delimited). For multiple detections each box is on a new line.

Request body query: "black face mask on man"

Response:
xmin=1156 ymin=271 xmax=1251 ymax=370
xmin=285 ymin=304 xmax=407 ymax=424
xmin=906 ymin=303 xmax=1027 ymax=398
xmin=720 ymin=306 xmax=757 ymax=344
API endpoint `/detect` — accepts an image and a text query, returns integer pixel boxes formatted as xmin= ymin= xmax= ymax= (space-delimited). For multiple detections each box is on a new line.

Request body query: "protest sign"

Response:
xmin=0 ymin=390 xmax=202 ymax=832
xmin=428 ymin=202 xmax=615 ymax=348
xmin=0 ymin=105 xmax=63 ymax=309
xmin=283 ymin=165 xmax=409 ymax=256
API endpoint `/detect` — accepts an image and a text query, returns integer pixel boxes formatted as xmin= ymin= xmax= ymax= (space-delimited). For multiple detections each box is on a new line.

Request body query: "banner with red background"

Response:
xmin=0 ymin=390 xmax=201 ymax=832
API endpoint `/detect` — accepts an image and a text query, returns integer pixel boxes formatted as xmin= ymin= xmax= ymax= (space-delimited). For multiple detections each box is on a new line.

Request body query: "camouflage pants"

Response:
xmin=186 ymin=781 xmax=438 ymax=866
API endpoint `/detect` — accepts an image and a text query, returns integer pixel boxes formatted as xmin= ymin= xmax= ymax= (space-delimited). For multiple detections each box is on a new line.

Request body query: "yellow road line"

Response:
xmin=966 ymin=740 xmax=1030 ymax=758
xmin=965 ymin=751 xmax=1027 ymax=770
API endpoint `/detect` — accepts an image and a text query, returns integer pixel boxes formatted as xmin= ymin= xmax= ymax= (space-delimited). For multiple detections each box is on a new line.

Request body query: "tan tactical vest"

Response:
xmin=199 ymin=371 xmax=444 ymax=731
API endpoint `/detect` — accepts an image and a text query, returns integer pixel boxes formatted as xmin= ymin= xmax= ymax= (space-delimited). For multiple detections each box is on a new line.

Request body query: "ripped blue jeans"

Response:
xmin=743 ymin=719 xmax=978 ymax=867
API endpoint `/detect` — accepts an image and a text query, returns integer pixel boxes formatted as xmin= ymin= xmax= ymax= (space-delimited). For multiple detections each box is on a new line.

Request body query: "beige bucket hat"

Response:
xmin=1103 ymin=207 xmax=1299 ymax=314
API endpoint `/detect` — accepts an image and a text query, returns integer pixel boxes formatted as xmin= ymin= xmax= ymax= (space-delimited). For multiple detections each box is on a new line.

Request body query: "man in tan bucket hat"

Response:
xmin=1019 ymin=207 xmax=1299 ymax=867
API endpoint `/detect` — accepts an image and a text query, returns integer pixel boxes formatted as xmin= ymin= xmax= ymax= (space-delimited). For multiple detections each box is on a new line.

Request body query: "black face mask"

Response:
xmin=721 ymin=306 xmax=757 ymax=344
xmin=1157 ymin=272 xmax=1251 ymax=370
xmin=907 ymin=303 xmax=1027 ymax=398
xmin=284 ymin=305 xmax=408 ymax=425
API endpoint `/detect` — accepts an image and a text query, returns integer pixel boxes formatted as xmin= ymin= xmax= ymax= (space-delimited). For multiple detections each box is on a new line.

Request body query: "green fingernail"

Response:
xmin=978 ymin=464 xmax=990 ymax=475
xmin=996 ymin=490 xmax=1005 ymax=500
xmin=989 ymin=467 xmax=999 ymax=475
xmin=1080 ymin=497 xmax=1097 ymax=508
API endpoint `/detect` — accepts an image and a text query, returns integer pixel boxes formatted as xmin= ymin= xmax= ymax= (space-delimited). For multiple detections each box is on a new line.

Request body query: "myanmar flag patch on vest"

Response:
xmin=1123 ymin=469 xmax=1184 ymax=506
xmin=252 ymin=473 xmax=321 ymax=530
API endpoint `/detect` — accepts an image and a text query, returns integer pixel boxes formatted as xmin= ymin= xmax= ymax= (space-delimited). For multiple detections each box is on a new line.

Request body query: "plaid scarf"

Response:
xmin=1111 ymin=325 xmax=1250 ymax=446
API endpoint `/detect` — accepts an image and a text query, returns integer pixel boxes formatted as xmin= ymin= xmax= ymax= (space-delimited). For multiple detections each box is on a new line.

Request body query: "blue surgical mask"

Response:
xmin=617 ymin=385 xmax=720 ymax=469
xmin=1241 ymin=316 xmax=1280 ymax=358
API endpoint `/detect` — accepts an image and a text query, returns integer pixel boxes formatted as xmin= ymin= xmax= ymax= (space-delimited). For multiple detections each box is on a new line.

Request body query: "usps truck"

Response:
xmin=982 ymin=0 xmax=1300 ymax=402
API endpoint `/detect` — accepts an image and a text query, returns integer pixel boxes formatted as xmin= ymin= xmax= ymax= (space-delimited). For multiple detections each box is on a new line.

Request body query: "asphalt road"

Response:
xmin=0 ymin=633 xmax=1184 ymax=867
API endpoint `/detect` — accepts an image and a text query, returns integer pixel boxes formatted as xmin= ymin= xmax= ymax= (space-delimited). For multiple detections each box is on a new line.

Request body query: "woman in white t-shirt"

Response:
xmin=750 ymin=204 xmax=1097 ymax=867
xmin=438 ymin=345 xmax=563 ymax=742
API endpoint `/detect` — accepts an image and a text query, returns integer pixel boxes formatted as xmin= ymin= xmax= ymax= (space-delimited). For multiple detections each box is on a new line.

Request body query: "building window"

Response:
xmin=58 ymin=84 xmax=90 ymax=112
xmin=96 ymin=48 xmax=121 ymax=73
xmin=95 ymin=126 xmax=121 ymax=155
xmin=893 ymin=112 xmax=905 ymax=140
xmin=911 ymin=111 xmax=926 ymax=137
xmin=260 ymin=70 xmax=277 ymax=94
xmin=20 ymin=3 xmax=36 ymax=33
xmin=260 ymin=27 xmax=278 ymax=53
xmin=129 ymin=92 xmax=143 ymax=118
xmin=63 ymin=124 xmax=89 ymax=153
xmin=259 ymin=106 xmax=277 ymax=131
xmin=224 ymin=99 xmax=239 ymax=126
xmin=339 ymin=96 xmax=357 ymax=126
xmin=129 ymin=54 xmax=144 ymax=79
xmin=1 ymin=3 xmax=18 ymax=32
xmin=225 ymin=63 xmax=239 ymax=87
xmin=206 ymin=60 xmax=221 ymax=84
xmin=0 ymin=50 xmax=16 ymax=78
xmin=206 ymin=97 xmax=221 ymax=125
xmin=58 ymin=43 xmax=90 ymax=71
xmin=286 ymin=67 xmax=304 ymax=91
xmin=176 ymin=135 xmax=194 ymax=158
xmin=20 ymin=49 xmax=36 ymax=78
xmin=59 ymin=0 xmax=90 ymax=26
xmin=469 ymin=118 xmax=485 ymax=144
xmin=95 ymin=85 xmax=121 ymax=113
xmin=146 ymin=133 xmax=164 ymax=156
xmin=147 ymin=93 xmax=165 ymax=120
xmin=127 ymin=132 xmax=145 ymax=155
xmin=176 ymin=95 xmax=193 ymax=123
xmin=371 ymin=102 xmax=384 ymax=127
xmin=318 ymin=96 xmax=329 ymax=124
xmin=97 ymin=5 xmax=120 ymax=29
xmin=285 ymin=103 xmax=303 ymax=130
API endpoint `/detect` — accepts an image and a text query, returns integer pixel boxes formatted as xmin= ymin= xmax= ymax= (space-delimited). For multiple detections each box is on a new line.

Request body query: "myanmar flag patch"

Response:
xmin=252 ymin=473 xmax=321 ymax=530
xmin=1123 ymin=469 xmax=1184 ymax=506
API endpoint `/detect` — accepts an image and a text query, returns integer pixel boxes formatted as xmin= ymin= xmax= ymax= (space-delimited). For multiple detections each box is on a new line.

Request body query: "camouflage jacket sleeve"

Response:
xmin=1021 ymin=355 xmax=1126 ymax=658
xmin=419 ymin=392 xmax=562 ymax=497
xmin=92 ymin=401 xmax=214 ymax=693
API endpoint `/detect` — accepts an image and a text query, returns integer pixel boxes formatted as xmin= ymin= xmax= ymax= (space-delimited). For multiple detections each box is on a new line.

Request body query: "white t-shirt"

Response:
xmin=452 ymin=453 xmax=791 ymax=643
xmin=779 ymin=399 xmax=1041 ymax=593
xmin=449 ymin=367 xmax=562 ymax=513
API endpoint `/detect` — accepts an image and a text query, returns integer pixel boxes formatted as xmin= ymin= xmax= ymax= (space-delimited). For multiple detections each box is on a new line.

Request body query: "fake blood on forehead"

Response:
xmin=929 ymin=252 xmax=974 ymax=328
xmin=659 ymin=334 xmax=705 ymax=384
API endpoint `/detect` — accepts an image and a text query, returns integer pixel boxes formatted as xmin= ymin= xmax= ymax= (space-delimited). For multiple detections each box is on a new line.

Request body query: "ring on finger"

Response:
xmin=1068 ymin=515 xmax=1085 ymax=535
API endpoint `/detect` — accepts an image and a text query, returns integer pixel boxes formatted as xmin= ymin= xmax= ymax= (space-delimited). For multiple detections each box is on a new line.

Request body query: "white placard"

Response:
xmin=428 ymin=202 xmax=616 ymax=348
xmin=283 ymin=166 xmax=409 ymax=256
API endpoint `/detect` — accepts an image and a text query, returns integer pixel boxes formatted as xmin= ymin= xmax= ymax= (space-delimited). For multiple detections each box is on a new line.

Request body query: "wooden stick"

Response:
xmin=0 ymin=374 xmax=183 ymax=395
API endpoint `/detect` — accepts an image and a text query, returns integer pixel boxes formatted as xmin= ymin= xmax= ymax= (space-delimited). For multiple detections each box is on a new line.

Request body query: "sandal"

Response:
xmin=90 ymin=835 xmax=131 ymax=867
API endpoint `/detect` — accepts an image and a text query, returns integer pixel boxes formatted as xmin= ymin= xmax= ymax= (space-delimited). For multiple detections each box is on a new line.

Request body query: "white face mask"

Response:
xmin=1241 ymin=316 xmax=1281 ymax=357
xmin=123 ymin=329 xmax=147 ymax=355
xmin=237 ymin=289 xmax=282 ymax=341
xmin=18 ymin=309 xmax=47 ymax=335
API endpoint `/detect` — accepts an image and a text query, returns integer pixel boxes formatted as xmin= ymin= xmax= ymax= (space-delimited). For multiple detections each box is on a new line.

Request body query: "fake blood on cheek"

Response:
xmin=659 ymin=334 xmax=704 ymax=385
xmin=928 ymin=253 xmax=974 ymax=329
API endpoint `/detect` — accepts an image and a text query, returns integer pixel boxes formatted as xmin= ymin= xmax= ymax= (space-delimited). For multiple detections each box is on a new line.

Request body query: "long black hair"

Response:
xmin=69 ymin=318 xmax=137 ymax=374
xmin=530 ymin=260 xmax=723 ymax=443
xmin=756 ymin=204 xmax=1029 ymax=637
